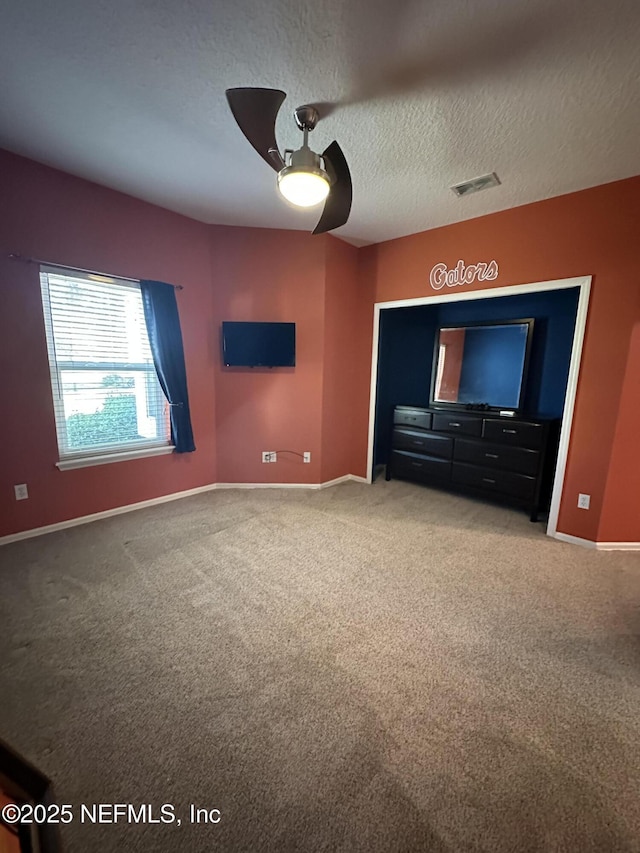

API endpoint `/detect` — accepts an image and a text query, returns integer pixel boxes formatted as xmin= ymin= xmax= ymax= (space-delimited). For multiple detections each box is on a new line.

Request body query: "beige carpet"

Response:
xmin=1 ymin=480 xmax=639 ymax=852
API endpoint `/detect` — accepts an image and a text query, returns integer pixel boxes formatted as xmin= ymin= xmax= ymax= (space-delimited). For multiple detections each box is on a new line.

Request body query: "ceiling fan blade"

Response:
xmin=225 ymin=87 xmax=286 ymax=171
xmin=313 ymin=141 xmax=352 ymax=235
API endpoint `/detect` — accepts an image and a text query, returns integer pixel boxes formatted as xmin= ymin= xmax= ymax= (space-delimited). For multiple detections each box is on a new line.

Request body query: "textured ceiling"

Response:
xmin=1 ymin=0 xmax=639 ymax=246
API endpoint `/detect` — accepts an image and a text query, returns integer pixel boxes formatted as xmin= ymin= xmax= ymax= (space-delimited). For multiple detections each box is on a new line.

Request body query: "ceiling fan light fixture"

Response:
xmin=225 ymin=88 xmax=352 ymax=232
xmin=277 ymin=165 xmax=330 ymax=208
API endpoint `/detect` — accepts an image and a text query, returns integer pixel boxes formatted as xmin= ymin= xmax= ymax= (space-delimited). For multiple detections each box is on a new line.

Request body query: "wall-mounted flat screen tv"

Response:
xmin=430 ymin=318 xmax=534 ymax=414
xmin=222 ymin=321 xmax=296 ymax=367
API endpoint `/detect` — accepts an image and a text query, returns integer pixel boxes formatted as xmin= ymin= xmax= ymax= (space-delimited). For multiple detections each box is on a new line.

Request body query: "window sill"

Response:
xmin=56 ymin=444 xmax=174 ymax=471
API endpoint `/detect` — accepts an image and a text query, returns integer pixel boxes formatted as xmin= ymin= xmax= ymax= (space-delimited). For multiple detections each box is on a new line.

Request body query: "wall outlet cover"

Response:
xmin=577 ymin=493 xmax=590 ymax=509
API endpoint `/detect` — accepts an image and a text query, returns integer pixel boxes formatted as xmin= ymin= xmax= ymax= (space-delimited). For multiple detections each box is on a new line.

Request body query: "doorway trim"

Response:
xmin=366 ymin=275 xmax=592 ymax=540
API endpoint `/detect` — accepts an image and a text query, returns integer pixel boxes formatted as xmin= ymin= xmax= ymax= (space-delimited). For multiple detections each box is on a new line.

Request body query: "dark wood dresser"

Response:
xmin=386 ymin=406 xmax=559 ymax=521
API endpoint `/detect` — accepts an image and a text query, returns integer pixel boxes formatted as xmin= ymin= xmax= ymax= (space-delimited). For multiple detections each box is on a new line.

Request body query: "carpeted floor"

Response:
xmin=1 ymin=479 xmax=639 ymax=852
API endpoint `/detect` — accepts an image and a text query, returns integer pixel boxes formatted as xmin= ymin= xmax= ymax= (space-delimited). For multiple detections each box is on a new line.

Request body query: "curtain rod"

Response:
xmin=7 ymin=253 xmax=183 ymax=289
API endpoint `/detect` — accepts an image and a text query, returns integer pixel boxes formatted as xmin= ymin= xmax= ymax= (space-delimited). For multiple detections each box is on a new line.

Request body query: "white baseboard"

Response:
xmin=215 ymin=482 xmax=320 ymax=490
xmin=215 ymin=474 xmax=366 ymax=490
xmin=594 ymin=541 xmax=640 ymax=551
xmin=551 ymin=531 xmax=640 ymax=551
xmin=0 ymin=483 xmax=219 ymax=545
xmin=0 ymin=475 xmax=368 ymax=545
xmin=552 ymin=532 xmax=598 ymax=548
xmin=321 ymin=474 xmax=368 ymax=488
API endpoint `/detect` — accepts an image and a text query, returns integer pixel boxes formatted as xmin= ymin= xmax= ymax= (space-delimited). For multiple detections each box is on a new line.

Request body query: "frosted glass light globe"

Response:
xmin=278 ymin=168 xmax=330 ymax=208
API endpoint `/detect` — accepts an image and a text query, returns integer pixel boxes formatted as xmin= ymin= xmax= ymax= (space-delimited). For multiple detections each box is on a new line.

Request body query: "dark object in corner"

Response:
xmin=0 ymin=739 xmax=62 ymax=852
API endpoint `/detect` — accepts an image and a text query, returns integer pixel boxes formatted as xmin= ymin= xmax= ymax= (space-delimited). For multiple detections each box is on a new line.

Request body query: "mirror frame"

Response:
xmin=429 ymin=318 xmax=535 ymax=415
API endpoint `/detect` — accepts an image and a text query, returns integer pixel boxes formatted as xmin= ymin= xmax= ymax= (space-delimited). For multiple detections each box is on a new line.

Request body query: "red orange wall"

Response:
xmin=369 ymin=177 xmax=640 ymax=542
xmin=320 ymin=237 xmax=372 ymax=483
xmin=598 ymin=317 xmax=640 ymax=542
xmin=0 ymin=150 xmax=216 ymax=537
xmin=210 ymin=225 xmax=327 ymax=484
xmin=209 ymin=228 xmax=371 ymax=487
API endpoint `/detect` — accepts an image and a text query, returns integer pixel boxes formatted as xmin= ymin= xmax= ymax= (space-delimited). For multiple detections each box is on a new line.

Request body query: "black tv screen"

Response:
xmin=222 ymin=321 xmax=296 ymax=367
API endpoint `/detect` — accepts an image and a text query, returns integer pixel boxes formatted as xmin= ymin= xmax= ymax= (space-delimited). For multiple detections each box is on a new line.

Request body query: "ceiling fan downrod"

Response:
xmin=284 ymin=104 xmax=326 ymax=175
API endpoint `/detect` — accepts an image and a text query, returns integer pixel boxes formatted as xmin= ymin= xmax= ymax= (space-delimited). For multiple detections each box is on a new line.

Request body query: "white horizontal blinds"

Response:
xmin=39 ymin=267 xmax=170 ymax=460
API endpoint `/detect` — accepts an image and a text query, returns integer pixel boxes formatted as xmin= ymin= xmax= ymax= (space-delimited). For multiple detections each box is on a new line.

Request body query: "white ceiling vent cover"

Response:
xmin=451 ymin=172 xmax=501 ymax=197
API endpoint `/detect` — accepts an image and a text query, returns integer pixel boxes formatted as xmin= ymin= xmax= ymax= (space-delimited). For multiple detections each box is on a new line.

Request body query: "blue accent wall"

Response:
xmin=374 ymin=287 xmax=579 ymax=466
xmin=374 ymin=307 xmax=436 ymax=464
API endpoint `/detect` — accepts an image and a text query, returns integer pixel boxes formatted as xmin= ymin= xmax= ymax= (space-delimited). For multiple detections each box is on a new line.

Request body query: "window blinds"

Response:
xmin=39 ymin=267 xmax=170 ymax=461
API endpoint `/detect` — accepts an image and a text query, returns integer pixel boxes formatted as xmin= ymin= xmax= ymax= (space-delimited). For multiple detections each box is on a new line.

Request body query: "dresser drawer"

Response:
xmin=390 ymin=450 xmax=451 ymax=483
xmin=432 ymin=412 xmax=482 ymax=437
xmin=483 ymin=418 xmax=544 ymax=448
xmin=453 ymin=438 xmax=540 ymax=476
xmin=393 ymin=407 xmax=432 ymax=430
xmin=392 ymin=427 xmax=453 ymax=459
xmin=452 ymin=462 xmax=536 ymax=501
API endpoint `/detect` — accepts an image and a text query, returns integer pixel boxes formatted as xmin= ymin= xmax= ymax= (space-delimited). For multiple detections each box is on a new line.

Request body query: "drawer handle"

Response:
xmin=412 ymin=440 xmax=423 ymax=446
xmin=482 ymin=477 xmax=496 ymax=484
xmin=485 ymin=452 xmax=499 ymax=459
xmin=449 ymin=422 xmax=461 ymax=428
xmin=502 ymin=428 xmax=517 ymax=434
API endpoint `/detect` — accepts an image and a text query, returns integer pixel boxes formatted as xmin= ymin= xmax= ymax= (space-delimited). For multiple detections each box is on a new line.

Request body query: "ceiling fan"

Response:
xmin=225 ymin=88 xmax=352 ymax=235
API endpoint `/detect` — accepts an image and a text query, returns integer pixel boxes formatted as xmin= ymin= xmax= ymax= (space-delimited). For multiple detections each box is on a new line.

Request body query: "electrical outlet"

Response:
xmin=14 ymin=483 xmax=28 ymax=501
xmin=577 ymin=493 xmax=590 ymax=510
xmin=262 ymin=451 xmax=277 ymax=463
xmin=303 ymin=452 xmax=311 ymax=463
xmin=270 ymin=452 xmax=277 ymax=463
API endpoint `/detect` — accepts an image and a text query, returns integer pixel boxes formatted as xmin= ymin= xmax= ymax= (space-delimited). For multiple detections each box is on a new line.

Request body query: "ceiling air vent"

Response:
xmin=451 ymin=172 xmax=501 ymax=197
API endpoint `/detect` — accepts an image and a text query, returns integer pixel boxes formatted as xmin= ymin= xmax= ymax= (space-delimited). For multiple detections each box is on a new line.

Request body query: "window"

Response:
xmin=40 ymin=267 xmax=171 ymax=469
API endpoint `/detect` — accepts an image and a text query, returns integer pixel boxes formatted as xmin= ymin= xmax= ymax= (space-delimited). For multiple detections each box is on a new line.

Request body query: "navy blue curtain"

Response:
xmin=140 ymin=280 xmax=195 ymax=453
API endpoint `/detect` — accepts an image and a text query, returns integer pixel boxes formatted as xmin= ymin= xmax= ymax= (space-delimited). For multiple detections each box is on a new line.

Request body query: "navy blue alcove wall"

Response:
xmin=373 ymin=287 xmax=580 ymax=468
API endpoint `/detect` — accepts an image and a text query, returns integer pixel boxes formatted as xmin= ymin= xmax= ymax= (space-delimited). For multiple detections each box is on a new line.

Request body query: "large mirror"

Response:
xmin=430 ymin=319 xmax=534 ymax=413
